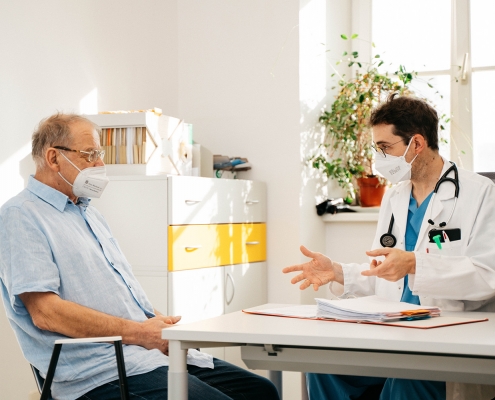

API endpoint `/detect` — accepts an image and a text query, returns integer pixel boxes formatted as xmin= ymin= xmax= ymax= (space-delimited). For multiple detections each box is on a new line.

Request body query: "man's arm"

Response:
xmin=20 ymin=292 xmax=180 ymax=354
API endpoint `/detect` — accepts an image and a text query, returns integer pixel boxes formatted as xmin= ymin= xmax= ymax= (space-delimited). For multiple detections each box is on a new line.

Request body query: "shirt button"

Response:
xmin=398 ymin=287 xmax=402 ymax=290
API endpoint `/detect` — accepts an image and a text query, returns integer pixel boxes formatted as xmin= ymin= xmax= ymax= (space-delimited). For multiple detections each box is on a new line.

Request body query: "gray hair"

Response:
xmin=32 ymin=113 xmax=100 ymax=170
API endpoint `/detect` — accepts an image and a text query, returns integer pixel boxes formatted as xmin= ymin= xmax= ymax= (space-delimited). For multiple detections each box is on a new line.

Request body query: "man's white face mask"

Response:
xmin=374 ymin=138 xmax=418 ymax=184
xmin=58 ymin=151 xmax=109 ymax=198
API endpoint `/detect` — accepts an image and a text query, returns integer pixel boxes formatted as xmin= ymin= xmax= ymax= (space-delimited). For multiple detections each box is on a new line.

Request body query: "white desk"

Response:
xmin=162 ymin=304 xmax=495 ymax=399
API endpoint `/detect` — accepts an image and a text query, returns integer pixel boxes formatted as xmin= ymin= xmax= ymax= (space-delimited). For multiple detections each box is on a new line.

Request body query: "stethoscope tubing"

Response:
xmin=380 ymin=162 xmax=459 ymax=248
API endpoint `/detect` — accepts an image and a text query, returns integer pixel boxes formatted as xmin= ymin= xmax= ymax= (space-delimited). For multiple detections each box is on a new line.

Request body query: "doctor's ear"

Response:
xmin=411 ymin=134 xmax=427 ymax=154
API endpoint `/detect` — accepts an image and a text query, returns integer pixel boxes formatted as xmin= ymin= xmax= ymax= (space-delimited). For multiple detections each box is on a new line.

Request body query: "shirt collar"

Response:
xmin=26 ymin=175 xmax=90 ymax=212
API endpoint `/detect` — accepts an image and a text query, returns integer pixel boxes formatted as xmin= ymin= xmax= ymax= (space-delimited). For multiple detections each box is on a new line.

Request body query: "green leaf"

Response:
xmin=374 ymin=54 xmax=380 ymax=58
xmin=357 ymin=62 xmax=362 ymax=68
xmin=341 ymin=34 xmax=348 ymax=40
xmin=378 ymin=61 xmax=384 ymax=67
xmin=351 ymin=33 xmax=358 ymax=39
xmin=359 ymin=94 xmax=365 ymax=103
xmin=352 ymin=51 xmax=359 ymax=58
xmin=427 ymin=83 xmax=433 ymax=88
xmin=342 ymin=51 xmax=348 ymax=56
xmin=348 ymin=62 xmax=354 ymax=67
xmin=372 ymin=42 xmax=376 ymax=48
xmin=331 ymin=73 xmax=335 ymax=77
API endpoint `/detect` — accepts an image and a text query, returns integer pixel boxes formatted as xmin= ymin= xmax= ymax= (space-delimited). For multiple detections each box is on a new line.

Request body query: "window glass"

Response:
xmin=471 ymin=0 xmax=495 ymax=67
xmin=472 ymin=71 xmax=495 ymax=171
xmin=372 ymin=0 xmax=451 ymax=72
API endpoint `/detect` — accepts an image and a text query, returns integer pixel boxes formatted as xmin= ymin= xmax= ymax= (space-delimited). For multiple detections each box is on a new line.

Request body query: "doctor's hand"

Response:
xmin=282 ymin=245 xmax=344 ymax=291
xmin=362 ymin=248 xmax=416 ymax=282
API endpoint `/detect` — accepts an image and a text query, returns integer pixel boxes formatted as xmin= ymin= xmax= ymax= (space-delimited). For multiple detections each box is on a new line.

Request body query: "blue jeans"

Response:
xmin=306 ymin=373 xmax=445 ymax=400
xmin=78 ymin=358 xmax=279 ymax=400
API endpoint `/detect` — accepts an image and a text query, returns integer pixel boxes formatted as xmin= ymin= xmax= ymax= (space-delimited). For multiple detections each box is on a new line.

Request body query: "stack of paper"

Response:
xmin=316 ymin=296 xmax=441 ymax=322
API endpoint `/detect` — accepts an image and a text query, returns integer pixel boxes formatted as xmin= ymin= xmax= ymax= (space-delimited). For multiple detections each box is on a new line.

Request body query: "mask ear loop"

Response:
xmin=57 ymin=150 xmax=82 ymax=188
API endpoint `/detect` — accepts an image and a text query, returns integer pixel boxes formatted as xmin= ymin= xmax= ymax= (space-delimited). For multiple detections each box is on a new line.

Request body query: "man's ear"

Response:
xmin=413 ymin=134 xmax=427 ymax=154
xmin=45 ymin=148 xmax=60 ymax=172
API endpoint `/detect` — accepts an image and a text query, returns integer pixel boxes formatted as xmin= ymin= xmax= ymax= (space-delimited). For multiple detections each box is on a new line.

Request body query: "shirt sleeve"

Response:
xmin=0 ymin=205 xmax=61 ymax=314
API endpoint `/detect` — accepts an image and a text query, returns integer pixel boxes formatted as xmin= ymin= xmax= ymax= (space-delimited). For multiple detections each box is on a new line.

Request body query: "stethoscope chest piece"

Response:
xmin=380 ymin=214 xmax=397 ymax=247
xmin=380 ymin=233 xmax=397 ymax=248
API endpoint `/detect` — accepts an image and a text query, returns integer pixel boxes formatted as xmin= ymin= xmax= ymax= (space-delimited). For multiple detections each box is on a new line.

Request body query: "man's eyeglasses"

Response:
xmin=371 ymin=139 xmax=405 ymax=158
xmin=53 ymin=146 xmax=105 ymax=163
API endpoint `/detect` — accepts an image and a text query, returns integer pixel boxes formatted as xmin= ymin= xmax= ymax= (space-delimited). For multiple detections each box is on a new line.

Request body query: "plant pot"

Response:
xmin=357 ymin=177 xmax=386 ymax=207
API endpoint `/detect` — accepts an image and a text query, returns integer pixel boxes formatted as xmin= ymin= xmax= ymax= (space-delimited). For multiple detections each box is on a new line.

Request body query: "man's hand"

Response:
xmin=139 ymin=315 xmax=181 ymax=355
xmin=362 ymin=248 xmax=416 ymax=282
xmin=282 ymin=245 xmax=344 ymax=291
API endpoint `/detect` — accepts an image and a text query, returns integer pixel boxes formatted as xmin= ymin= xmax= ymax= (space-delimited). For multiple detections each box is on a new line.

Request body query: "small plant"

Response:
xmin=311 ymin=35 xmax=446 ymax=201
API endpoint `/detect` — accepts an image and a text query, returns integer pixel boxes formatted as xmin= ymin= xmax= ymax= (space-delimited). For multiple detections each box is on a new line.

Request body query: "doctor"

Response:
xmin=283 ymin=95 xmax=495 ymax=400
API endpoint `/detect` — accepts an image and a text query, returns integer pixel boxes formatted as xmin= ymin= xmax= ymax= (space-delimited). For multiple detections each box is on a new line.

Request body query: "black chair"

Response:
xmin=31 ymin=336 xmax=130 ymax=400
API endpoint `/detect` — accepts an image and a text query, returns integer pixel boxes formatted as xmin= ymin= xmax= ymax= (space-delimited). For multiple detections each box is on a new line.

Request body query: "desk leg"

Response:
xmin=168 ymin=340 xmax=188 ymax=400
xmin=268 ymin=370 xmax=283 ymax=399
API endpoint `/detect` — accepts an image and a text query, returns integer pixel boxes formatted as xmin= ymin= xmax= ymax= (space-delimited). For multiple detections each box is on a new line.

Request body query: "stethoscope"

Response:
xmin=380 ymin=162 xmax=460 ymax=248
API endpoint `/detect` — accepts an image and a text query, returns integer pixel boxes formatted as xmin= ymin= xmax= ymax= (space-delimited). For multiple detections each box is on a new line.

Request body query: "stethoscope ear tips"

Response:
xmin=428 ymin=219 xmax=434 ymax=225
xmin=439 ymin=222 xmax=447 ymax=228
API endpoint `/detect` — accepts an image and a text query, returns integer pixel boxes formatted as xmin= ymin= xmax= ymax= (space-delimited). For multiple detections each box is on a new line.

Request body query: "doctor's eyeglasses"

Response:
xmin=53 ymin=146 xmax=105 ymax=163
xmin=371 ymin=138 xmax=405 ymax=157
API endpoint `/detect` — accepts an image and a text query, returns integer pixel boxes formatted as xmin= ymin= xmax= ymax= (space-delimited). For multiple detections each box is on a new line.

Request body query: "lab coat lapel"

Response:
xmin=416 ymin=158 xmax=455 ymax=249
xmin=389 ymin=181 xmax=411 ymax=245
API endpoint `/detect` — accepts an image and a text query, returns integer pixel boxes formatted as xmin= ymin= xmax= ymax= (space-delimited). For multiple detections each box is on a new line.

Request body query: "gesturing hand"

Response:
xmin=362 ymin=248 xmax=416 ymax=282
xmin=282 ymin=245 xmax=343 ymax=291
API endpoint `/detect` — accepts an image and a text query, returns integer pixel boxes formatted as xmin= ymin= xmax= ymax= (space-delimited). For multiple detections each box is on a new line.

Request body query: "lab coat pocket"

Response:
xmin=426 ymin=241 xmax=463 ymax=256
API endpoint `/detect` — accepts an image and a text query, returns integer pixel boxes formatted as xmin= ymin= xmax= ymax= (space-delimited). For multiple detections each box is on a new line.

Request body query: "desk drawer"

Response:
xmin=168 ymin=224 xmax=235 ymax=271
xmin=234 ymin=223 xmax=266 ymax=264
xmin=168 ymin=177 xmax=266 ymax=224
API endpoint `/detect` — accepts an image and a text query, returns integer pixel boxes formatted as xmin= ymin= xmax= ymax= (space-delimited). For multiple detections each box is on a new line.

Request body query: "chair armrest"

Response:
xmin=54 ymin=336 xmax=123 ymax=345
xmin=41 ymin=336 xmax=129 ymax=400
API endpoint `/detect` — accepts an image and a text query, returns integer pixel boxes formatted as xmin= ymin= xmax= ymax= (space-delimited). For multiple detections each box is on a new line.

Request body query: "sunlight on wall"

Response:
xmin=79 ymin=88 xmax=98 ymax=114
xmin=0 ymin=142 xmax=32 ymax=207
xmin=299 ymin=0 xmax=326 ymax=111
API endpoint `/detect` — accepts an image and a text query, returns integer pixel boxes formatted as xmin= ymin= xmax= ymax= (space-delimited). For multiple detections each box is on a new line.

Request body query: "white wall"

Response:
xmin=176 ymin=0 xmax=301 ymax=304
xmin=0 ymin=1 xmax=178 ymax=397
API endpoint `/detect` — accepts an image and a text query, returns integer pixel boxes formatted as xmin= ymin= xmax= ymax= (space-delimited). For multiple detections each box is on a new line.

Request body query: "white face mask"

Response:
xmin=58 ymin=152 xmax=109 ymax=198
xmin=374 ymin=138 xmax=418 ymax=184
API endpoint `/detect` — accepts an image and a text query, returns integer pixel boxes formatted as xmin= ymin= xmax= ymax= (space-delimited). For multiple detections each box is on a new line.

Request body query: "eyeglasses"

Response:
xmin=53 ymin=146 xmax=105 ymax=163
xmin=371 ymin=138 xmax=405 ymax=157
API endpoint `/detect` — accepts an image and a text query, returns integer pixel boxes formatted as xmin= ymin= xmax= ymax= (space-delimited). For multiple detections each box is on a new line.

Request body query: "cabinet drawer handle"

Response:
xmin=184 ymin=246 xmax=202 ymax=251
xmin=225 ymin=272 xmax=235 ymax=305
xmin=245 ymin=200 xmax=259 ymax=205
xmin=185 ymin=200 xmax=201 ymax=205
xmin=245 ymin=241 xmax=260 ymax=245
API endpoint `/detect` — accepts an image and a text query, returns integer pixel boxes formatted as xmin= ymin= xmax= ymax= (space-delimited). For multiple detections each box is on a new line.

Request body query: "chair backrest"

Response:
xmin=477 ymin=171 xmax=495 ymax=183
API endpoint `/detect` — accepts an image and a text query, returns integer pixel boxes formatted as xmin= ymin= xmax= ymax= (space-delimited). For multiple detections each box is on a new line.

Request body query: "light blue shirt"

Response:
xmin=401 ymin=191 xmax=434 ymax=305
xmin=0 ymin=176 xmax=169 ymax=399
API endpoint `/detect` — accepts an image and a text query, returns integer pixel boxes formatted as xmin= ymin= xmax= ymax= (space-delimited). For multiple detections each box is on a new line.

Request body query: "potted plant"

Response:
xmin=311 ymin=35 xmax=445 ymax=206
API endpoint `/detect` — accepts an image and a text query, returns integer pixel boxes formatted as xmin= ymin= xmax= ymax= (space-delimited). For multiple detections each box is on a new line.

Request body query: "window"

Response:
xmin=370 ymin=0 xmax=495 ymax=172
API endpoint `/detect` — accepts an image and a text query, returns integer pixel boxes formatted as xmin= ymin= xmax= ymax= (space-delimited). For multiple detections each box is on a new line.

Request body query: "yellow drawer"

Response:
xmin=168 ymin=224 xmax=235 ymax=271
xmin=233 ymin=223 xmax=266 ymax=264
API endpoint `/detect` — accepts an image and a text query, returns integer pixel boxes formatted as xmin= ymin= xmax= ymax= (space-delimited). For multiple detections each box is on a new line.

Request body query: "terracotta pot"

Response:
xmin=357 ymin=177 xmax=386 ymax=207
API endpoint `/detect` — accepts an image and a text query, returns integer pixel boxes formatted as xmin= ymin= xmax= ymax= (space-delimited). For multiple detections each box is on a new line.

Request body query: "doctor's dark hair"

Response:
xmin=32 ymin=113 xmax=101 ymax=170
xmin=370 ymin=94 xmax=439 ymax=151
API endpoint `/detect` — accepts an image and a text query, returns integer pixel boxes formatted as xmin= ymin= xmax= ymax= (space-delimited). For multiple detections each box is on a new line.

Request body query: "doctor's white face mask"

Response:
xmin=374 ymin=138 xmax=418 ymax=184
xmin=58 ymin=151 xmax=109 ymax=198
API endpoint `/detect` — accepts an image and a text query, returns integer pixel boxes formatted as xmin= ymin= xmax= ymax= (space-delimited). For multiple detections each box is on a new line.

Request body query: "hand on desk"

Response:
xmin=282 ymin=245 xmax=344 ymax=291
xmin=140 ymin=315 xmax=181 ymax=355
xmin=362 ymin=248 xmax=416 ymax=282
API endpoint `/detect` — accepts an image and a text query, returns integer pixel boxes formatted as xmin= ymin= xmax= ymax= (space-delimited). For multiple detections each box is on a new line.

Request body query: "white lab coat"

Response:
xmin=336 ymin=157 xmax=495 ymax=399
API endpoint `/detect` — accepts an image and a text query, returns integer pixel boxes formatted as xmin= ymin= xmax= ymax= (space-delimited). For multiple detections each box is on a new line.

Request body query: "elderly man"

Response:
xmin=0 ymin=113 xmax=279 ymax=400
